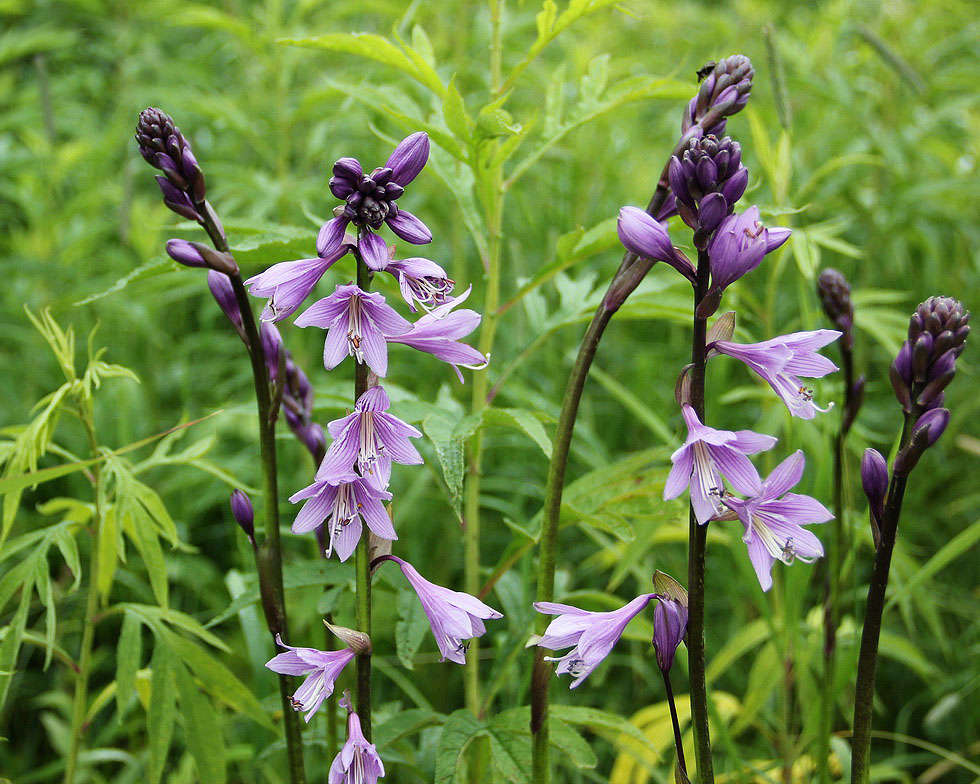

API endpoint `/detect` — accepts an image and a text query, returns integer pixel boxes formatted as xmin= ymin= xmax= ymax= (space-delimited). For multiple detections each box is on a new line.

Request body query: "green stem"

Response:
xmin=354 ymin=251 xmax=373 ymax=740
xmin=63 ymin=402 xmax=103 ymax=784
xmin=850 ymin=415 xmax=912 ymax=784
xmin=464 ymin=0 xmax=505 ymax=718
xmin=687 ymin=248 xmax=713 ymax=784
xmin=663 ymin=668 xmax=689 ymax=778
xmin=199 ymin=203 xmax=307 ymax=783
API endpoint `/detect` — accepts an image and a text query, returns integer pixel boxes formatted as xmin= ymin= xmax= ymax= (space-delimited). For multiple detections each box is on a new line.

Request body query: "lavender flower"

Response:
xmin=698 ymin=206 xmax=791 ymax=317
xmin=329 ymin=694 xmax=385 ymax=783
xmin=534 ymin=594 xmax=654 ymax=688
xmin=246 ymin=241 xmax=352 ymax=322
xmin=384 ymin=556 xmax=502 ymax=664
xmin=664 ymin=404 xmax=777 ymax=524
xmin=318 ymin=133 xmax=432 ymax=269
xmin=714 ymin=330 xmax=841 ymax=419
xmin=385 ymin=256 xmax=455 ymax=312
xmin=386 ymin=291 xmax=488 ymax=381
xmin=295 ymin=284 xmax=412 ymax=377
xmin=652 ymin=595 xmax=688 ymax=672
xmin=290 ymin=476 xmax=395 ymax=562
xmin=722 ymin=451 xmax=832 ymax=592
xmin=265 ymin=634 xmax=356 ymax=722
xmin=317 ymin=385 xmax=422 ymax=488
xmin=616 ymin=206 xmax=696 ymax=282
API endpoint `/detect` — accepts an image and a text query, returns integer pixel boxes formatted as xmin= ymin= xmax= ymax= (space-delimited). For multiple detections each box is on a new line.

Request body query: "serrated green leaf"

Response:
xmin=147 ymin=640 xmax=176 ymax=784
xmin=175 ymin=660 xmax=226 ymax=784
xmin=116 ymin=610 xmax=142 ymax=721
xmin=443 ymin=77 xmax=473 ymax=146
xmin=434 ymin=709 xmax=484 ymax=784
xmin=395 ymin=587 xmax=429 ymax=670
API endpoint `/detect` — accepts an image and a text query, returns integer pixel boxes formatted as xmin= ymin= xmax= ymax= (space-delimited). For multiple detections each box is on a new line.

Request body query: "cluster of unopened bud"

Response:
xmin=682 ymin=55 xmax=755 ymax=137
xmin=136 ymin=108 xmax=206 ymax=221
xmin=817 ymin=268 xmax=855 ymax=350
xmin=669 ymin=135 xmax=748 ymax=241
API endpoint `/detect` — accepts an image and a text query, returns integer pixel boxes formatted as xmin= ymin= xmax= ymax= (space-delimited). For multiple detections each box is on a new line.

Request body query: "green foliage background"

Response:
xmin=1 ymin=0 xmax=977 ymax=781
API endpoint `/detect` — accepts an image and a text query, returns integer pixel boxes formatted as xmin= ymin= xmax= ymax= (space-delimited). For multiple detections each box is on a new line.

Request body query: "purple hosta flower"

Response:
xmin=290 ymin=476 xmax=395 ymax=562
xmin=330 ymin=693 xmax=385 ymax=783
xmin=246 ymin=239 xmax=353 ymax=323
xmin=534 ymin=594 xmax=654 ymax=688
xmin=318 ymin=132 xmax=432 ymax=270
xmin=698 ymin=206 xmax=791 ymax=317
xmin=722 ymin=450 xmax=832 ymax=592
xmin=385 ymin=256 xmax=455 ymax=313
xmin=385 ymin=556 xmax=502 ymax=664
xmin=317 ymin=385 xmax=422 ymax=489
xmin=386 ymin=290 xmax=488 ymax=381
xmin=669 ymin=135 xmax=748 ymax=236
xmin=665 ymin=404 xmax=777 ymax=524
xmin=296 ymin=284 xmax=412 ymax=377
xmin=616 ymin=206 xmax=696 ymax=282
xmin=682 ymin=55 xmax=755 ymax=137
xmin=265 ymin=634 xmax=356 ymax=722
xmin=652 ymin=595 xmax=688 ymax=672
xmin=714 ymin=330 xmax=841 ymax=419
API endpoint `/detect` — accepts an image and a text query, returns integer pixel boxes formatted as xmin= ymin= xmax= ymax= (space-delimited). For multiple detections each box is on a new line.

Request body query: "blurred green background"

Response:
xmin=1 ymin=0 xmax=977 ymax=781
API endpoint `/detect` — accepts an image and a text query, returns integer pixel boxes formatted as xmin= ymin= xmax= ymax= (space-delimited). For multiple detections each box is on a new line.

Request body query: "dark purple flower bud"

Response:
xmin=166 ymin=238 xmax=207 ymax=268
xmin=302 ymin=423 xmax=327 ymax=465
xmin=890 ymin=341 xmax=913 ymax=411
xmin=669 ymin=135 xmax=747 ymax=234
xmin=895 ymin=408 xmax=950 ymax=476
xmin=230 ymin=489 xmax=255 ymax=543
xmin=207 ymin=270 xmax=245 ymax=341
xmin=652 ymin=595 xmax=688 ymax=672
xmin=817 ymin=268 xmax=855 ymax=350
xmin=682 ymin=55 xmax=755 ymax=136
xmin=261 ymin=323 xmax=283 ymax=382
xmin=617 ymin=207 xmax=696 ymax=284
xmin=136 ymin=107 xmax=207 ymax=205
xmin=155 ymin=176 xmax=201 ymax=222
xmin=893 ymin=297 xmax=968 ymax=413
xmin=861 ymin=448 xmax=888 ymax=539
xmin=698 ymin=192 xmax=728 ymax=233
xmin=385 ymin=132 xmax=429 ymax=186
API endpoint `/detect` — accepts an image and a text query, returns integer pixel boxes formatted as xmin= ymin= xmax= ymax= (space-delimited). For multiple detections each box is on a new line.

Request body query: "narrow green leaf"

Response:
xmin=0 ymin=575 xmax=33 ymax=713
xmin=147 ymin=640 xmax=177 ymax=784
xmin=481 ymin=408 xmax=552 ymax=458
xmin=116 ymin=610 xmax=142 ymax=720
xmin=443 ymin=77 xmax=472 ymax=145
xmin=885 ymin=521 xmax=980 ymax=610
xmin=175 ymin=660 xmax=227 ymax=784
xmin=97 ymin=506 xmax=118 ymax=601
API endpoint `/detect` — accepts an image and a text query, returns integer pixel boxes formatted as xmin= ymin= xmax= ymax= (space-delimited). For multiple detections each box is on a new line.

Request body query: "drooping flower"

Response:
xmin=246 ymin=241 xmax=352 ymax=322
xmin=722 ymin=451 xmax=832 ymax=592
xmin=265 ymin=634 xmax=356 ymax=722
xmin=318 ymin=133 xmax=432 ymax=270
xmin=616 ymin=206 xmax=696 ymax=282
xmin=329 ymin=693 xmax=385 ymax=783
xmin=652 ymin=595 xmax=688 ymax=672
xmin=386 ymin=290 xmax=488 ymax=381
xmin=385 ymin=256 xmax=455 ymax=312
xmin=383 ymin=556 xmax=502 ymax=665
xmin=664 ymin=404 xmax=777 ymax=524
xmin=699 ymin=206 xmax=790 ymax=317
xmin=713 ymin=330 xmax=840 ymax=419
xmin=290 ymin=476 xmax=395 ymax=562
xmin=295 ymin=284 xmax=412 ymax=377
xmin=534 ymin=594 xmax=654 ymax=688
xmin=317 ymin=385 xmax=422 ymax=488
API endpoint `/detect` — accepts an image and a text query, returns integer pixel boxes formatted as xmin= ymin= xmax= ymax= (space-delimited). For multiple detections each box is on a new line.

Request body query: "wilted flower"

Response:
xmin=265 ymin=634 xmax=356 ymax=722
xmin=386 ymin=290 xmax=488 ymax=381
xmin=665 ymin=404 xmax=777 ymax=524
xmin=616 ymin=206 xmax=696 ymax=282
xmin=318 ymin=133 xmax=432 ymax=270
xmin=295 ymin=284 xmax=412 ymax=377
xmin=329 ymin=693 xmax=385 ymax=783
xmin=382 ymin=556 xmax=502 ymax=665
xmin=652 ymin=595 xmax=688 ymax=672
xmin=699 ymin=206 xmax=790 ymax=317
xmin=290 ymin=476 xmax=395 ymax=562
xmin=713 ymin=330 xmax=840 ymax=419
xmin=722 ymin=451 xmax=832 ymax=592
xmin=534 ymin=594 xmax=654 ymax=688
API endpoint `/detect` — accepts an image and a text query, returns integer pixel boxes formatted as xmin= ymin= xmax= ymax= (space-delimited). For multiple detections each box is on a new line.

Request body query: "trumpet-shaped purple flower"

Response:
xmin=318 ymin=132 xmax=432 ymax=270
xmin=329 ymin=698 xmax=385 ymax=783
xmin=384 ymin=556 xmax=502 ymax=665
xmin=246 ymin=240 xmax=352 ymax=322
xmin=699 ymin=206 xmax=790 ymax=316
xmin=317 ymin=385 xmax=422 ymax=488
xmin=386 ymin=290 xmax=488 ymax=381
xmin=665 ymin=404 xmax=777 ymax=524
xmin=652 ymin=595 xmax=688 ymax=672
xmin=290 ymin=476 xmax=395 ymax=562
xmin=616 ymin=206 xmax=696 ymax=282
xmin=714 ymin=330 xmax=841 ymax=419
xmin=265 ymin=634 xmax=356 ymax=722
xmin=534 ymin=594 xmax=654 ymax=688
xmin=722 ymin=451 xmax=832 ymax=592
xmin=385 ymin=256 xmax=455 ymax=312
xmin=296 ymin=284 xmax=412 ymax=377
